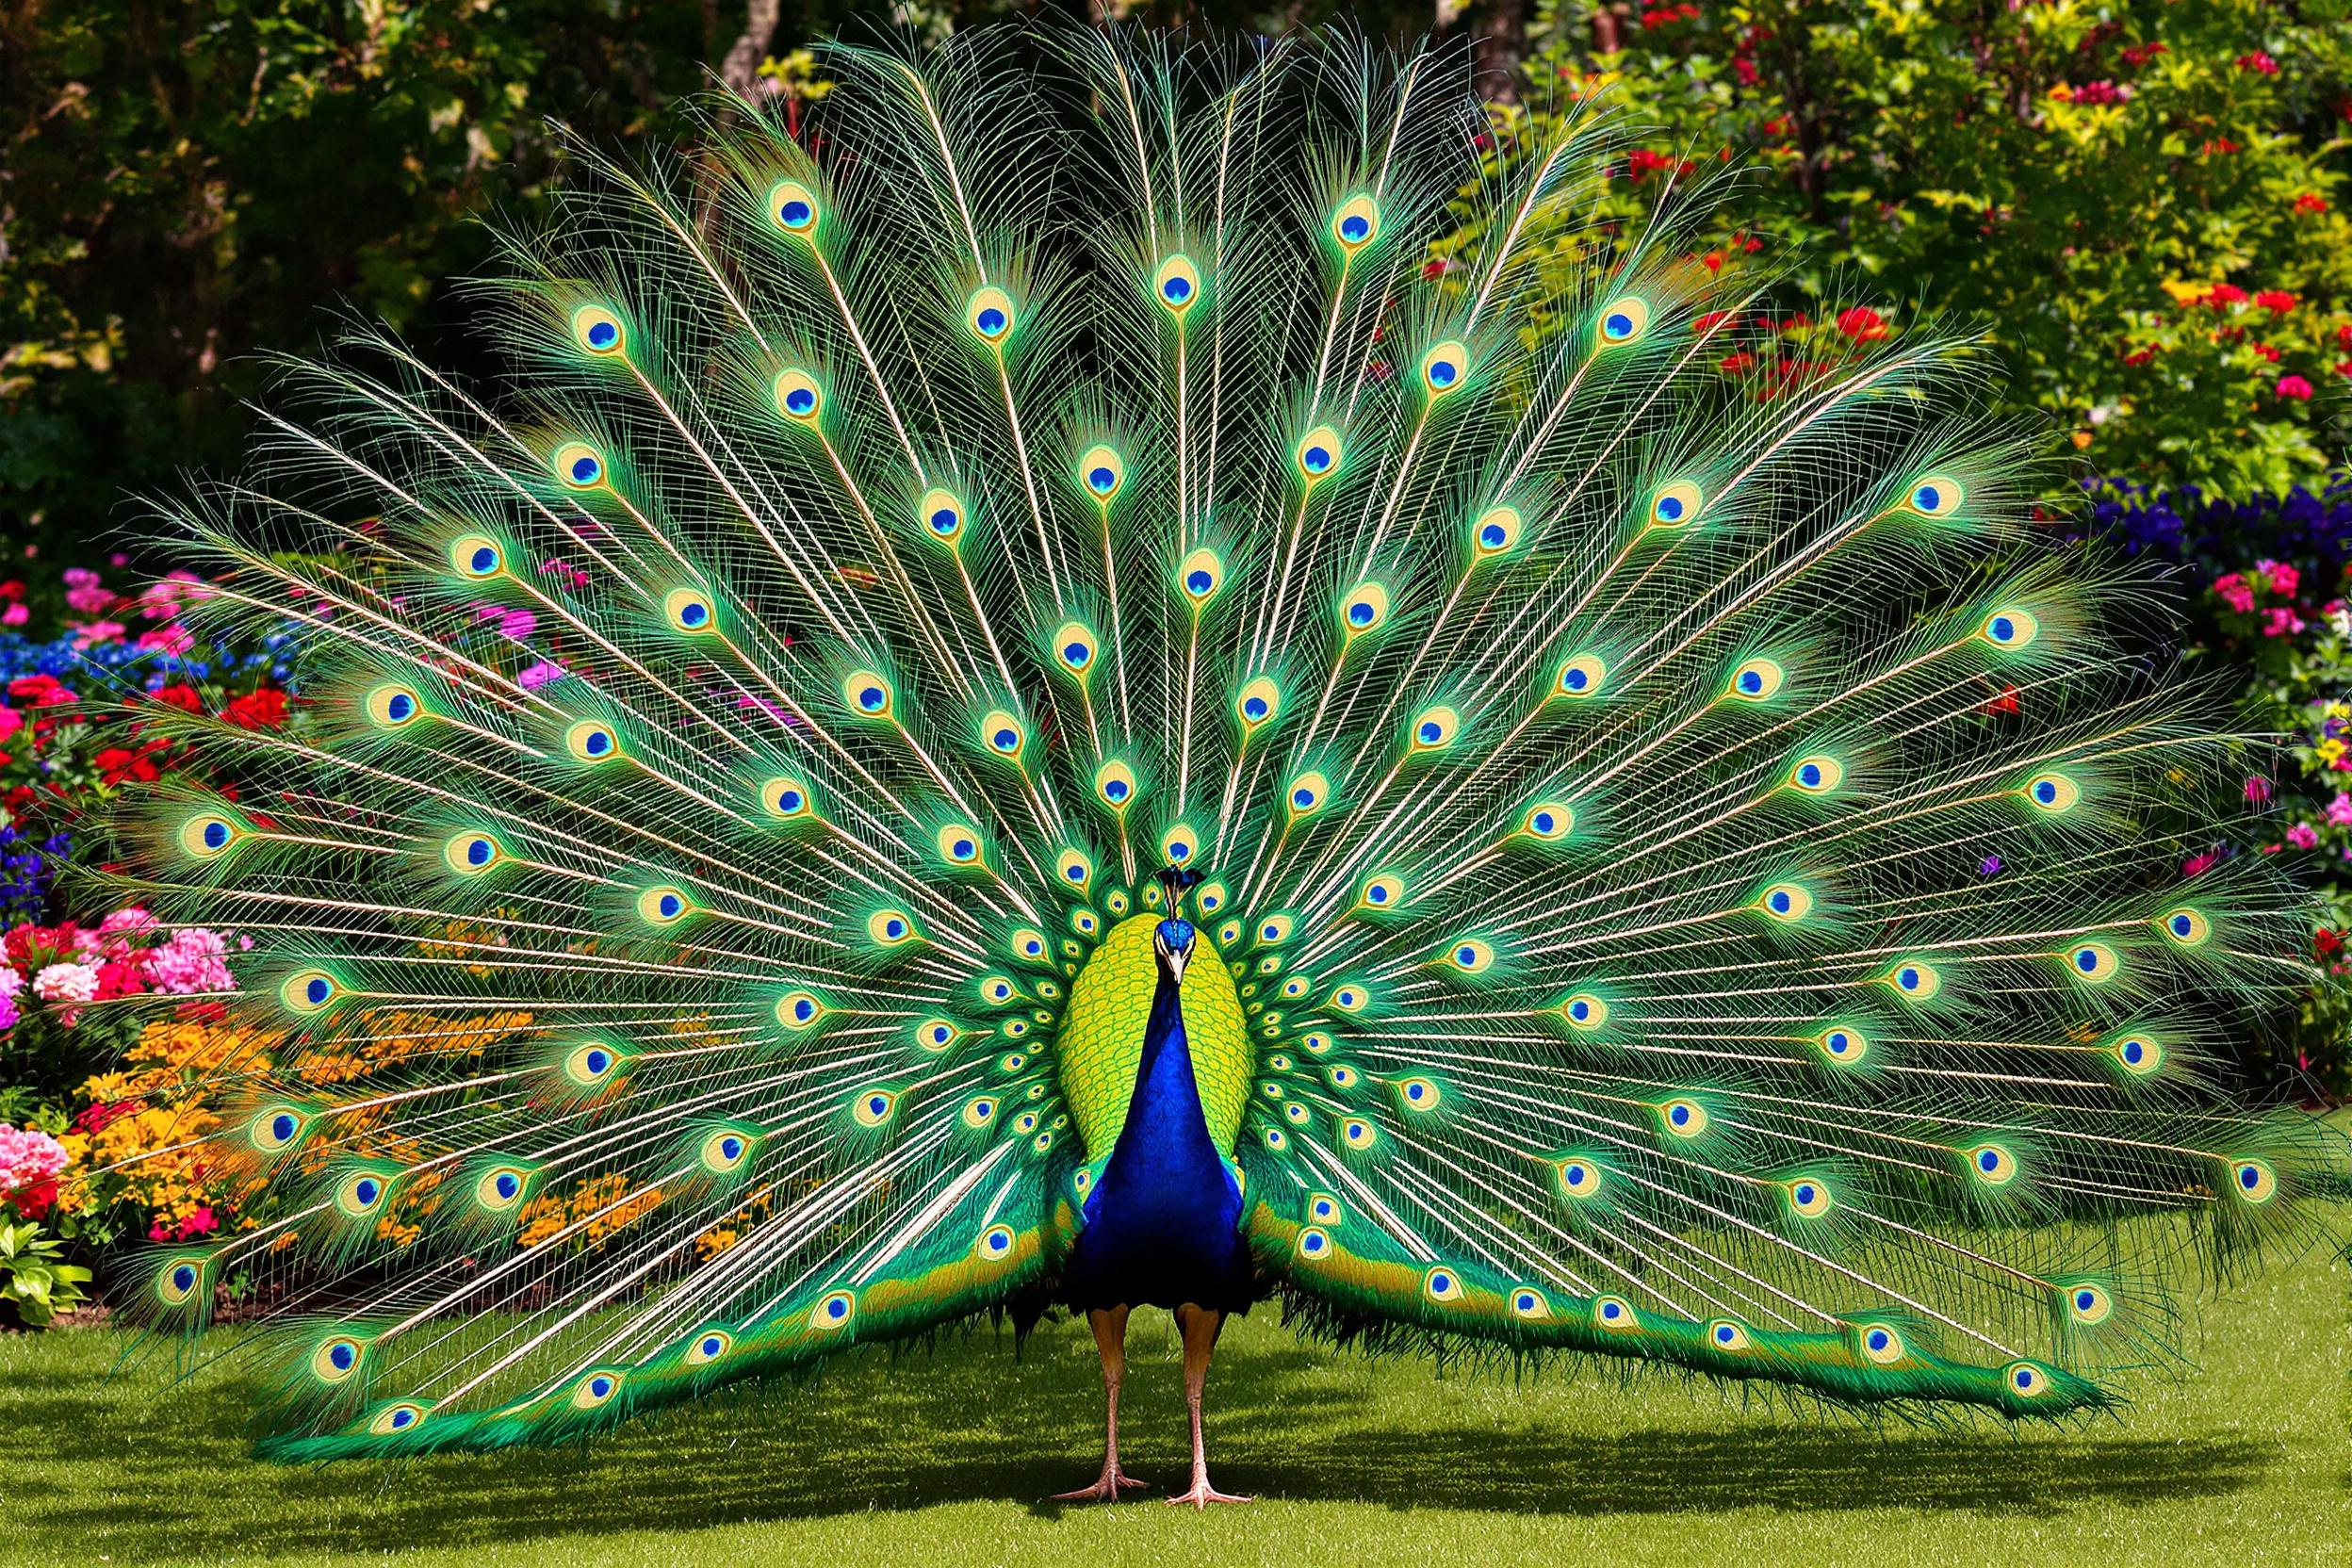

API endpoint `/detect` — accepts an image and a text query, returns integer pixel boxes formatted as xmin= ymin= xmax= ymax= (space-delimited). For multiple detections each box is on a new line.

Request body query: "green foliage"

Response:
xmin=0 ymin=1219 xmax=91 ymax=1327
xmin=1511 ymin=0 xmax=2352 ymax=494
xmin=0 ymin=0 xmax=716 ymax=557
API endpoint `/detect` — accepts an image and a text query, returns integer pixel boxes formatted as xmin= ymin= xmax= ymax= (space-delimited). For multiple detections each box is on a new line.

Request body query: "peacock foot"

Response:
xmin=1164 ymin=1475 xmax=1253 ymax=1509
xmin=1051 ymin=1465 xmax=1152 ymax=1503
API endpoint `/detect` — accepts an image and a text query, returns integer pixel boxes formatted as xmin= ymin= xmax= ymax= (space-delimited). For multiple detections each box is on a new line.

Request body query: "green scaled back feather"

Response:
xmin=92 ymin=24 xmax=2346 ymax=1458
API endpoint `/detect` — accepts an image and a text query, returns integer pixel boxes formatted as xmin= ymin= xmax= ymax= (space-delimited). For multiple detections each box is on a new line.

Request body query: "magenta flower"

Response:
xmin=2246 ymin=775 xmax=2274 ymax=804
xmin=2288 ymin=822 xmax=2320 ymax=849
xmin=2278 ymin=374 xmax=2314 ymax=400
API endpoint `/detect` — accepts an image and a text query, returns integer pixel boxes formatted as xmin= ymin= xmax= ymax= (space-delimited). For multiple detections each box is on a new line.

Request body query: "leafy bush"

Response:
xmin=0 ymin=1220 xmax=91 ymax=1328
xmin=1512 ymin=0 xmax=2352 ymax=495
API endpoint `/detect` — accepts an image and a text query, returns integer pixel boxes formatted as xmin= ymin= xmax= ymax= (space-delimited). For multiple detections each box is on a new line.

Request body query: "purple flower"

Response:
xmin=1978 ymin=854 xmax=2002 ymax=875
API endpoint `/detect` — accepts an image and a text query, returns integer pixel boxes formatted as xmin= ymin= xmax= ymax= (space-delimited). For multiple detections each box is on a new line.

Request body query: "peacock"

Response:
xmin=98 ymin=25 xmax=2347 ymax=1508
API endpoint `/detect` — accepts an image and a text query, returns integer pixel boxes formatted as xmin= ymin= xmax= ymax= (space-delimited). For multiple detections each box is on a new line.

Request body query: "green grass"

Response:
xmin=7 ymin=1246 xmax=2347 ymax=1568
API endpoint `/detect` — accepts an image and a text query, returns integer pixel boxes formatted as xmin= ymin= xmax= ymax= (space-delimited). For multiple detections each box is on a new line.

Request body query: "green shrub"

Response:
xmin=1508 ymin=0 xmax=2352 ymax=495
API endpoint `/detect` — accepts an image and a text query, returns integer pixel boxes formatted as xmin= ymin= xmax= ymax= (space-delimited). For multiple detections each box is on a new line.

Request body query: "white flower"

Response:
xmin=0 ymin=967 xmax=22 ymax=999
xmin=32 ymin=961 xmax=100 ymax=1004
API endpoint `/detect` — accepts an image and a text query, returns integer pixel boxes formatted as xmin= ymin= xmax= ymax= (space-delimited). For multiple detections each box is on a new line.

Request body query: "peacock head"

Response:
xmin=1153 ymin=917 xmax=1198 ymax=985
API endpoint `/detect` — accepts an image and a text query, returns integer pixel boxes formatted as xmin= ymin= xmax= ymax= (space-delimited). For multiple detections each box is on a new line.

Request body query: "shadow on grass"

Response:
xmin=12 ymin=1321 xmax=2276 ymax=1560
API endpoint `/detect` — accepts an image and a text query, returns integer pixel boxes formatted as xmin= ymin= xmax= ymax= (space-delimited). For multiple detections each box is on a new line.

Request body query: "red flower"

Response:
xmin=2123 ymin=345 xmax=2156 ymax=367
xmin=2120 ymin=41 xmax=2166 ymax=66
xmin=2317 ymin=929 xmax=2344 ymax=957
xmin=2205 ymin=283 xmax=2248 ymax=307
xmin=2295 ymin=192 xmax=2329 ymax=215
xmin=2251 ymin=342 xmax=2281 ymax=362
xmin=2202 ymin=137 xmax=2241 ymax=155
xmin=1693 ymin=310 xmax=1735 ymax=333
xmin=9 ymin=1177 xmax=57 ymax=1221
xmin=2236 ymin=51 xmax=2278 ymax=74
xmin=2255 ymin=289 xmax=2298 ymax=315
xmin=223 ymin=688 xmax=289 ymax=729
xmin=152 ymin=684 xmax=202 ymax=714
xmin=1978 ymin=684 xmax=2021 ymax=717
xmin=1835 ymin=305 xmax=1888 ymax=341
xmin=1718 ymin=351 xmax=1756 ymax=373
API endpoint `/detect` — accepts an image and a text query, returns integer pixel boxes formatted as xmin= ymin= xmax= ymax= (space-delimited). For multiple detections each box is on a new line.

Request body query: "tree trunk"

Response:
xmin=721 ymin=0 xmax=782 ymax=103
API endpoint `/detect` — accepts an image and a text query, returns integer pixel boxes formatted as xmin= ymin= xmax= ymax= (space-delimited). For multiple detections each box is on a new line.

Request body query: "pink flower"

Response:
xmin=137 ymin=623 xmax=195 ymax=656
xmin=2265 ymin=560 xmax=2301 ymax=596
xmin=2183 ymin=853 xmax=2217 ymax=876
xmin=147 ymin=926 xmax=235 ymax=995
xmin=2246 ymin=776 xmax=2274 ymax=804
xmin=518 ymin=661 xmax=568 ymax=690
xmin=2325 ymin=792 xmax=2352 ymax=826
xmin=2278 ymin=374 xmax=2314 ymax=400
xmin=2215 ymin=572 xmax=2257 ymax=612
xmin=2263 ymin=605 xmax=2306 ymax=637
xmin=70 ymin=619 xmax=125 ymax=647
xmin=99 ymin=906 xmax=157 ymax=936
xmin=0 ymin=1124 xmax=69 ymax=1215
xmin=2236 ymin=51 xmax=2279 ymax=74
xmin=62 ymin=568 xmax=111 ymax=615
xmin=32 ymin=960 xmax=98 ymax=1004
xmin=2 ymin=605 xmax=25 ymax=628
xmin=2288 ymin=822 xmax=2320 ymax=849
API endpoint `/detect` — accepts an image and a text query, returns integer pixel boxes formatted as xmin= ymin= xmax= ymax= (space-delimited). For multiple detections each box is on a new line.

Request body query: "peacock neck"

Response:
xmin=1090 ymin=972 xmax=1233 ymax=1223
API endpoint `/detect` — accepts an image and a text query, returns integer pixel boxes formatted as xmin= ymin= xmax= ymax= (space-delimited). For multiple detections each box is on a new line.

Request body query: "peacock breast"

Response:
xmin=1056 ymin=913 xmax=1250 ymax=1158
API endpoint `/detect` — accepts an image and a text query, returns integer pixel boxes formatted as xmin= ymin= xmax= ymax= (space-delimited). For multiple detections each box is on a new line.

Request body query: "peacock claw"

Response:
xmin=1052 ymin=1467 xmax=1151 ymax=1502
xmin=1165 ymin=1478 xmax=1253 ymax=1509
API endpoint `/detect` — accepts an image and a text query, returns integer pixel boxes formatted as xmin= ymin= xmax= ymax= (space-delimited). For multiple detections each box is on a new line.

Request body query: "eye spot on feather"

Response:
xmin=2159 ymin=907 xmax=2210 ymax=947
xmin=1340 ymin=582 xmax=1391 ymax=637
xmin=776 ymin=989 xmax=825 ymax=1032
xmin=1329 ymin=984 xmax=1368 ymax=1014
xmin=1300 ymin=1032 xmax=1334 ymax=1055
xmin=1906 ymin=477 xmax=1964 ymax=517
xmin=252 ymin=1106 xmax=306 ymax=1153
xmin=1296 ymin=425 xmax=1343 ymax=484
xmin=686 ymin=1329 xmax=733 ymax=1365
xmin=1178 ymin=547 xmax=1226 ymax=608
xmin=312 ymin=1336 xmax=365 ymax=1383
xmin=1597 ymin=296 xmax=1649 ymax=345
xmin=1594 ymin=1296 xmax=1638 ymax=1331
xmin=1650 ymin=481 xmax=1701 ymax=528
xmin=2230 ymin=1158 xmax=2278 ymax=1203
xmin=2022 ymin=772 xmax=2080 ymax=813
xmin=774 ymin=369 xmax=824 ymax=422
xmin=156 ymin=1257 xmax=205 ymax=1306
xmin=477 ymin=1166 xmax=529 ymax=1211
xmin=1788 ymin=755 xmax=1841 ymax=793
xmin=1967 ymin=1143 xmax=2019 ymax=1186
xmin=1787 ymin=1178 xmax=1835 ymax=1217
xmin=810 ymin=1291 xmax=856 ymax=1331
xmin=916 ymin=487 xmax=967 ymax=545
xmin=1885 ymin=959 xmax=1940 ymax=1001
xmin=571 ymin=305 xmax=626 ymax=357
xmin=1859 ymin=1325 xmax=1905 ymax=1364
xmin=1816 ymin=1024 xmax=1868 ymax=1065
xmin=636 ymin=885 xmax=693 ymax=927
xmin=1408 ymin=706 xmax=1460 ymax=753
xmin=180 ymin=813 xmax=240 ymax=861
xmin=1054 ymin=847 xmax=1092 ymax=890
xmin=551 ymin=444 xmax=605 ymax=490
xmin=662 ymin=588 xmax=715 ymax=633
xmin=852 ymin=1088 xmax=899 ymax=1128
xmin=1154 ymin=253 xmax=1201 ymax=312
xmin=1557 ymin=1158 xmax=1603 ymax=1199
xmin=1396 ymin=1076 xmax=1441 ymax=1111
xmin=769 ymin=180 xmax=820 ymax=233
xmin=1756 ymin=883 xmax=1812 ymax=923
xmin=365 ymin=684 xmax=425 ymax=731
xmin=281 ymin=970 xmax=340 ymax=1015
xmin=2005 ymin=1362 xmax=2049 ymax=1397
xmin=1658 ymin=1098 xmax=1707 ymax=1138
xmin=2066 ymin=1282 xmax=2115 ymax=1325
xmin=563 ymin=1042 xmax=624 ymax=1089
xmin=1160 ymin=823 xmax=1200 ymax=865
xmin=1296 ymin=1226 xmax=1332 ymax=1260
xmin=449 ymin=534 xmax=505 ymax=580
xmin=1561 ymin=992 xmax=1609 ymax=1031
xmin=1357 ymin=873 xmax=1405 ymax=912
xmin=1440 ymin=939 xmax=1492 ymax=975
xmin=841 ymin=670 xmax=895 ymax=720
xmin=867 ymin=908 xmax=918 ymax=947
xmin=336 ymin=1169 xmax=390 ymax=1217
xmin=2113 ymin=1032 xmax=2162 ymax=1075
xmin=444 ymin=831 xmax=503 ymax=876
xmin=1510 ymin=1288 xmax=1550 ymax=1319
xmin=700 ymin=1128 xmax=753 ymax=1173
xmin=1421 ymin=340 xmax=1468 ymax=397
xmin=564 ymin=721 xmax=619 ymax=763
xmin=1285 ymin=771 xmax=1331 ymax=820
xmin=1079 ymin=444 xmax=1126 ymax=503
xmin=1981 ymin=607 xmax=2038 ymax=647
xmin=1422 ymin=1266 xmax=1463 ymax=1303
xmin=1340 ymin=1117 xmax=1378 ymax=1150
xmin=1234 ymin=676 xmax=1280 ymax=731
xmin=370 ymin=1403 xmax=428 ymax=1435
xmin=1331 ymin=195 xmax=1380 ymax=251
xmin=1263 ymin=1127 xmax=1289 ymax=1151
xmin=1556 ymin=654 xmax=1607 ymax=697
xmin=976 ymin=1223 xmax=1017 ymax=1263
xmin=1070 ymin=906 xmax=1102 ymax=939
xmin=968 ymin=286 xmax=1015 ymax=344
xmin=1727 ymin=658 xmax=1784 ymax=701
xmin=1709 ymin=1319 xmax=1752 ymax=1353
xmin=1470 ymin=504 xmax=1521 ymax=558
xmin=2066 ymin=943 xmax=2119 ymax=983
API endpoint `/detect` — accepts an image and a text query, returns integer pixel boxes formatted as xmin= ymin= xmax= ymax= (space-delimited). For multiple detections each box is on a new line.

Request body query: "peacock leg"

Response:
xmin=1053 ymin=1304 xmax=1150 ymax=1501
xmin=1166 ymin=1303 xmax=1252 ymax=1508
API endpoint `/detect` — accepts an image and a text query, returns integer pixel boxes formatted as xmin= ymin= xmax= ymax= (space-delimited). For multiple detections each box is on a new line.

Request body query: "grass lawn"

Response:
xmin=6 ymin=1244 xmax=2347 ymax=1568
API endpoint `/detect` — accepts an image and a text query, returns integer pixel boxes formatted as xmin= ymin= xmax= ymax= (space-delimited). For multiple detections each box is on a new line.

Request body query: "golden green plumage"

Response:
xmin=1058 ymin=913 xmax=1250 ymax=1157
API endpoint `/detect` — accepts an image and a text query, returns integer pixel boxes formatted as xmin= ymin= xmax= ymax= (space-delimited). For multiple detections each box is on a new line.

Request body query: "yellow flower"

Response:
xmin=2320 ymin=738 xmax=2345 ymax=764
